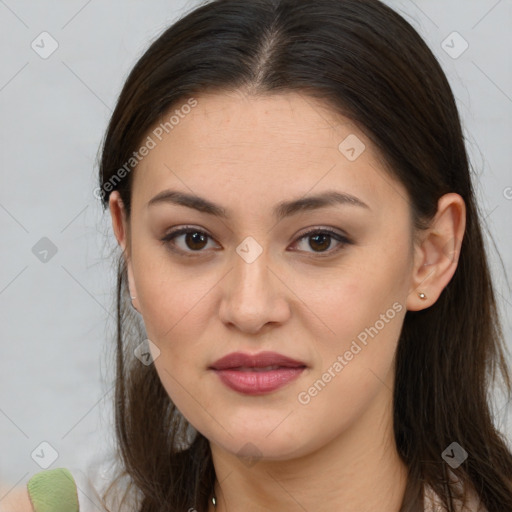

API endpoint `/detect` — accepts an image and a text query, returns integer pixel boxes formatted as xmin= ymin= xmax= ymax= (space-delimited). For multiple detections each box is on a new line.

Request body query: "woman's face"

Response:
xmin=113 ymin=90 xmax=419 ymax=461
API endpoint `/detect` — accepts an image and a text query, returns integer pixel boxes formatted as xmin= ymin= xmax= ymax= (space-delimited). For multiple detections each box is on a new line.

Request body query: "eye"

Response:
xmin=291 ymin=227 xmax=351 ymax=256
xmin=160 ymin=226 xmax=218 ymax=256
xmin=160 ymin=226 xmax=351 ymax=257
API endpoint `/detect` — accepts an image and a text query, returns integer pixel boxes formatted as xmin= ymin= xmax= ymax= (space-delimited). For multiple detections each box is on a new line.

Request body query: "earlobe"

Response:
xmin=406 ymin=193 xmax=466 ymax=311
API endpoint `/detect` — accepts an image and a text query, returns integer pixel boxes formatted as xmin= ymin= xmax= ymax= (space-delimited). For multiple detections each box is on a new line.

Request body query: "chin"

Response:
xmin=207 ymin=423 xmax=311 ymax=462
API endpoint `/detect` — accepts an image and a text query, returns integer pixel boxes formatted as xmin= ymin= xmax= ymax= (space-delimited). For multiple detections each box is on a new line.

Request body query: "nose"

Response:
xmin=218 ymin=245 xmax=291 ymax=335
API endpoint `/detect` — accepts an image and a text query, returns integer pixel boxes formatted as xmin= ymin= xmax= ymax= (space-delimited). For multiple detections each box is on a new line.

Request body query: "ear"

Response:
xmin=109 ymin=191 xmax=139 ymax=310
xmin=406 ymin=193 xmax=466 ymax=311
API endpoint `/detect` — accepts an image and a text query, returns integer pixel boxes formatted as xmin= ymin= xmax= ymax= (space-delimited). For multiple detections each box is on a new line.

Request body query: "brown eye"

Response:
xmin=308 ymin=233 xmax=332 ymax=252
xmin=291 ymin=228 xmax=351 ymax=256
xmin=161 ymin=227 xmax=216 ymax=256
xmin=183 ymin=231 xmax=208 ymax=251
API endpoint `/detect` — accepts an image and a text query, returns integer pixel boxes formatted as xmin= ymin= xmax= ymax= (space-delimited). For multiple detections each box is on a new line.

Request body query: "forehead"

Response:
xmin=132 ymin=90 xmax=407 ymax=214
xmin=143 ymin=90 xmax=366 ymax=164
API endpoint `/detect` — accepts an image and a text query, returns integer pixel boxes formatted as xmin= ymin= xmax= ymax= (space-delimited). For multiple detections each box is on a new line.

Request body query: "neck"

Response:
xmin=208 ymin=381 xmax=409 ymax=512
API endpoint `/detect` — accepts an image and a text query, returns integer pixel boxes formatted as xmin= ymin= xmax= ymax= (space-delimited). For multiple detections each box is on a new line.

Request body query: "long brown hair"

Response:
xmin=96 ymin=0 xmax=512 ymax=510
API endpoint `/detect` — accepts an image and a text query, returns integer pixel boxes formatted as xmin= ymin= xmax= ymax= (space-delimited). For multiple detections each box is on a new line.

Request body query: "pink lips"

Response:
xmin=209 ymin=351 xmax=307 ymax=395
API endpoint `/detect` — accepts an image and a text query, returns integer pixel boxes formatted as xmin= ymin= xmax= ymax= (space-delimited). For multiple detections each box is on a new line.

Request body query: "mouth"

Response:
xmin=209 ymin=351 xmax=307 ymax=395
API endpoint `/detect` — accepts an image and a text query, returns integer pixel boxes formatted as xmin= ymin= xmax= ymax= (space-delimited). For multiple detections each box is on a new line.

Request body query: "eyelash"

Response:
xmin=160 ymin=226 xmax=352 ymax=258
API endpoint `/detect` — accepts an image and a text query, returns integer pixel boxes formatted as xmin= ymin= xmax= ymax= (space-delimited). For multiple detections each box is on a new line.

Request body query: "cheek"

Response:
xmin=310 ymin=277 xmax=405 ymax=381
xmin=132 ymin=252 xmax=218 ymax=421
xmin=303 ymin=244 xmax=410 ymax=383
xmin=307 ymin=247 xmax=409 ymax=334
xmin=132 ymin=241 xmax=213 ymax=337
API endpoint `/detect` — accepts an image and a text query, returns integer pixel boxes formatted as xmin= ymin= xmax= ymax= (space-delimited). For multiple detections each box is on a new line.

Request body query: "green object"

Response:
xmin=26 ymin=468 xmax=79 ymax=512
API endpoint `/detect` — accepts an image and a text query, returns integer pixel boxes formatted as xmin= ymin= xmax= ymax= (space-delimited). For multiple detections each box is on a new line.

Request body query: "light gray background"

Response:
xmin=1 ymin=0 xmax=511 ymax=492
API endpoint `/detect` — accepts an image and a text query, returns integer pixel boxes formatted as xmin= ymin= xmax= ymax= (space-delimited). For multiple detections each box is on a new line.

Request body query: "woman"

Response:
xmin=8 ymin=0 xmax=512 ymax=510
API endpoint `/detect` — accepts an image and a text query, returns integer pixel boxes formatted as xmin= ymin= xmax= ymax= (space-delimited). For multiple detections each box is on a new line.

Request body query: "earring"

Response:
xmin=418 ymin=292 xmax=427 ymax=300
xmin=130 ymin=296 xmax=136 ymax=300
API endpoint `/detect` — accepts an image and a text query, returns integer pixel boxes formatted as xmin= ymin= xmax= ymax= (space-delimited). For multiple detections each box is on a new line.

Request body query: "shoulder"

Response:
xmin=0 ymin=482 xmax=33 ymax=512
xmin=423 ymin=479 xmax=488 ymax=512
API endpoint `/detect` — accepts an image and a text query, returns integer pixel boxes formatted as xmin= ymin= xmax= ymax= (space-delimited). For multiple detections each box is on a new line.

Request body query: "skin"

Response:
xmin=109 ymin=89 xmax=465 ymax=512
xmin=0 ymin=484 xmax=33 ymax=512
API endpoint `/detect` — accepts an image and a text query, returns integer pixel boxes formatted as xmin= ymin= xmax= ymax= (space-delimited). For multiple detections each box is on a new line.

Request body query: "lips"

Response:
xmin=209 ymin=351 xmax=307 ymax=371
xmin=209 ymin=351 xmax=307 ymax=395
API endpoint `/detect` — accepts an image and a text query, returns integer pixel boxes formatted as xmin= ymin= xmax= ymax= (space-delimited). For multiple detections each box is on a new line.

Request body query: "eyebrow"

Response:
xmin=147 ymin=189 xmax=370 ymax=220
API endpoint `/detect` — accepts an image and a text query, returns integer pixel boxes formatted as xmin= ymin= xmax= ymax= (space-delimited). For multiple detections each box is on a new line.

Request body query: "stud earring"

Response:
xmin=130 ymin=296 xmax=136 ymax=300
xmin=418 ymin=292 xmax=427 ymax=300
